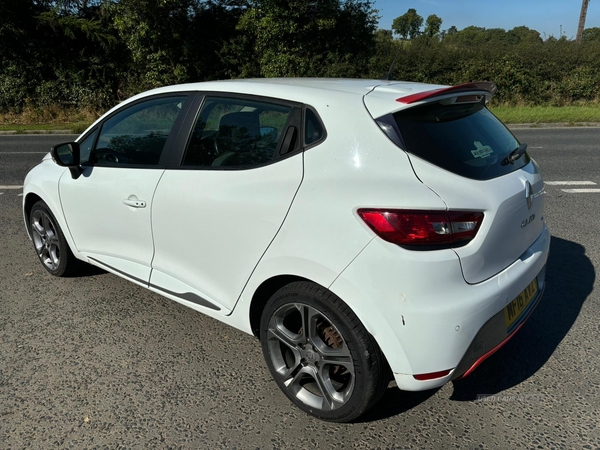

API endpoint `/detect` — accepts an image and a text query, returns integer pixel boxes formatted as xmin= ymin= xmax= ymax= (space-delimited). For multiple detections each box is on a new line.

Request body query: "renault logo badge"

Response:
xmin=525 ymin=181 xmax=533 ymax=209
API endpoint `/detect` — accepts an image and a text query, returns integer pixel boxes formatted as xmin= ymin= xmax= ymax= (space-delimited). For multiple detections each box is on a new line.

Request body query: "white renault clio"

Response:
xmin=23 ymin=78 xmax=549 ymax=422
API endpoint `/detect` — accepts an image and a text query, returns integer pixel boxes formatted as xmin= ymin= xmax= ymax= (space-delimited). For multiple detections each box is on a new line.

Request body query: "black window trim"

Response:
xmin=80 ymin=92 xmax=197 ymax=170
xmin=302 ymin=104 xmax=327 ymax=150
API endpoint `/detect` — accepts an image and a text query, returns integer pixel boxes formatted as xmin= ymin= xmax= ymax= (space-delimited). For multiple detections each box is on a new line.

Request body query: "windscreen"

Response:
xmin=393 ymin=102 xmax=529 ymax=180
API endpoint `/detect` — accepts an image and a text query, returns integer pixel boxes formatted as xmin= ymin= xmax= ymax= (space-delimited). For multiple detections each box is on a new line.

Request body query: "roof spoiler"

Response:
xmin=395 ymin=82 xmax=497 ymax=105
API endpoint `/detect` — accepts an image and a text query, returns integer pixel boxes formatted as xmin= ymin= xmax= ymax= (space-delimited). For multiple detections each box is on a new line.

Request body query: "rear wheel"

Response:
xmin=260 ymin=281 xmax=388 ymax=422
xmin=30 ymin=201 xmax=79 ymax=277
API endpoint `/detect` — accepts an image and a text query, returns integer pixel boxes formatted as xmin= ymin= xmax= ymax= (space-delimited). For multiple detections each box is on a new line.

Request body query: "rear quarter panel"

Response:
xmin=234 ymin=91 xmax=449 ymax=338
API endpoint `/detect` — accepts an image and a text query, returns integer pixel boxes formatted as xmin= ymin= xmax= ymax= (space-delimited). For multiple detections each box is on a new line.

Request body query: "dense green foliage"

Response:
xmin=373 ymin=30 xmax=600 ymax=106
xmin=232 ymin=0 xmax=376 ymax=78
xmin=1 ymin=1 xmax=599 ymax=114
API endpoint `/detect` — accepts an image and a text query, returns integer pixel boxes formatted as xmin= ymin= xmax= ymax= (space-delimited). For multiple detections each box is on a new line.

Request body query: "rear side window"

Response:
xmin=183 ymin=97 xmax=294 ymax=168
xmin=393 ymin=102 xmax=529 ymax=180
xmin=305 ymin=108 xmax=324 ymax=145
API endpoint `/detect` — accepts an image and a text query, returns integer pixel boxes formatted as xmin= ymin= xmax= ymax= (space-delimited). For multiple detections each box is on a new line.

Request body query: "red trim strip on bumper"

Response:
xmin=453 ymin=284 xmax=545 ymax=380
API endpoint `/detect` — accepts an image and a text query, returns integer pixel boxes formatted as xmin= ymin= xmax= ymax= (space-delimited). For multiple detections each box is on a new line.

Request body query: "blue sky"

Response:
xmin=375 ymin=0 xmax=600 ymax=39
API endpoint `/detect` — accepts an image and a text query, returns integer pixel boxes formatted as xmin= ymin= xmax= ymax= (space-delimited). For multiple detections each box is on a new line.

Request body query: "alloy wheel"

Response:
xmin=31 ymin=209 xmax=61 ymax=271
xmin=266 ymin=302 xmax=355 ymax=411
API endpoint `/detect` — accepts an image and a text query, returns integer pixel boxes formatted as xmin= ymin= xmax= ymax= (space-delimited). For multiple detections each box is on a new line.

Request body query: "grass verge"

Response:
xmin=1 ymin=105 xmax=600 ymax=134
xmin=0 ymin=122 xmax=91 ymax=134
xmin=490 ymin=105 xmax=600 ymax=124
xmin=0 ymin=106 xmax=97 ymax=134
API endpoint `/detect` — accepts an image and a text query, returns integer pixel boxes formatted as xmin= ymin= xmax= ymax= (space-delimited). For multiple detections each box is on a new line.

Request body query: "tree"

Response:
xmin=36 ymin=9 xmax=115 ymax=48
xmin=368 ymin=28 xmax=395 ymax=78
xmin=232 ymin=0 xmax=377 ymax=78
xmin=486 ymin=28 xmax=508 ymax=42
xmin=581 ymin=27 xmax=600 ymax=41
xmin=424 ymin=14 xmax=442 ymax=38
xmin=506 ymin=26 xmax=542 ymax=44
xmin=392 ymin=8 xmax=423 ymax=40
xmin=443 ymin=25 xmax=488 ymax=45
xmin=111 ymin=0 xmax=244 ymax=91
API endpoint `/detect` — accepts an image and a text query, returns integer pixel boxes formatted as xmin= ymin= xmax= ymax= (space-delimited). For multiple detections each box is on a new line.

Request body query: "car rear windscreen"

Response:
xmin=393 ymin=102 xmax=529 ymax=180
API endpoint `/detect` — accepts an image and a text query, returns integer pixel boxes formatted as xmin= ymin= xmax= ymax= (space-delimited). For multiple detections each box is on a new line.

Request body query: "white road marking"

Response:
xmin=0 ymin=185 xmax=24 ymax=196
xmin=561 ymin=189 xmax=600 ymax=193
xmin=546 ymin=181 xmax=597 ymax=185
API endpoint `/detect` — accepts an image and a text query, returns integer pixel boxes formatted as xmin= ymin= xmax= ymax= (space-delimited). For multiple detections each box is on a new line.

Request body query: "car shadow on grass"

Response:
xmin=359 ymin=236 xmax=594 ymax=421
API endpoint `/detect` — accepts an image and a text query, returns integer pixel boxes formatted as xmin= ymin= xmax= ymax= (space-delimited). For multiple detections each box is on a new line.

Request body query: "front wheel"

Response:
xmin=30 ymin=200 xmax=79 ymax=277
xmin=260 ymin=281 xmax=389 ymax=422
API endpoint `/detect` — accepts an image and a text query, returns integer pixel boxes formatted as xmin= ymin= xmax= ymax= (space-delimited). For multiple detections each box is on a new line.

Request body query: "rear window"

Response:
xmin=393 ymin=102 xmax=529 ymax=180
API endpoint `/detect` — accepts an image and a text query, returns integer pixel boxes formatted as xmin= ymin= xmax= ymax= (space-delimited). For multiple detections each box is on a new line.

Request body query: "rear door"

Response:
xmin=149 ymin=94 xmax=304 ymax=312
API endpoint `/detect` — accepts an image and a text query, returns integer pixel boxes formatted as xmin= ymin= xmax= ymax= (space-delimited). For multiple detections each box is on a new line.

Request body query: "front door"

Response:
xmin=59 ymin=95 xmax=189 ymax=283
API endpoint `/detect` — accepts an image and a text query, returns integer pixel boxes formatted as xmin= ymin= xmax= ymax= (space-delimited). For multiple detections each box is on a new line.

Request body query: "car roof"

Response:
xmin=79 ymin=78 xmax=453 ymax=140
xmin=81 ymin=77 xmax=446 ymax=136
xmin=137 ymin=78 xmax=448 ymax=103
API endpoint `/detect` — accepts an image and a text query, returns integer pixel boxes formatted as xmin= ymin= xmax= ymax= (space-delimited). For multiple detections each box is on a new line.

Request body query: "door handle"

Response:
xmin=123 ymin=195 xmax=146 ymax=208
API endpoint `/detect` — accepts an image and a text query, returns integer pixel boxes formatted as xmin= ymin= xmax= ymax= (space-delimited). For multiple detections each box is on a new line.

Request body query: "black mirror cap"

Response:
xmin=50 ymin=142 xmax=82 ymax=179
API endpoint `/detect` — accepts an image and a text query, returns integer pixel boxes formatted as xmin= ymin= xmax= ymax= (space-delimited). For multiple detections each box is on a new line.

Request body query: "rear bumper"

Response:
xmin=329 ymin=223 xmax=551 ymax=391
xmin=451 ymin=266 xmax=545 ymax=380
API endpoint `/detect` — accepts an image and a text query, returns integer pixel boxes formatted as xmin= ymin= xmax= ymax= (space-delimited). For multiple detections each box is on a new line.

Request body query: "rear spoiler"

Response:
xmin=395 ymin=82 xmax=497 ymax=105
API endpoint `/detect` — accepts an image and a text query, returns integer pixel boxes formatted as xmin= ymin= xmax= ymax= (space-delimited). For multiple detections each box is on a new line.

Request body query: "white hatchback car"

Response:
xmin=23 ymin=78 xmax=549 ymax=422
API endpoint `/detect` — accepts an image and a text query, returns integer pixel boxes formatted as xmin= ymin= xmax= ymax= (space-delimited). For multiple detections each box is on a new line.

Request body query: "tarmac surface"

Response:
xmin=0 ymin=130 xmax=599 ymax=448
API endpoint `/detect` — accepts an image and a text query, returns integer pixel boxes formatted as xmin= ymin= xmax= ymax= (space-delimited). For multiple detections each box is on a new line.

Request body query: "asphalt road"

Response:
xmin=0 ymin=135 xmax=77 ymax=186
xmin=1 ymin=130 xmax=599 ymax=448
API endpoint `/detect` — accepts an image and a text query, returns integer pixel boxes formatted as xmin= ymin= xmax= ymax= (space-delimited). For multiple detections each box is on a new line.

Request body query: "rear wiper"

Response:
xmin=501 ymin=143 xmax=527 ymax=165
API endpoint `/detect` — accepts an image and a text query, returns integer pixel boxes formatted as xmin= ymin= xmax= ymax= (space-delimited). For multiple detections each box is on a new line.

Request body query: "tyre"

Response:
xmin=260 ymin=281 xmax=389 ymax=422
xmin=29 ymin=200 xmax=79 ymax=277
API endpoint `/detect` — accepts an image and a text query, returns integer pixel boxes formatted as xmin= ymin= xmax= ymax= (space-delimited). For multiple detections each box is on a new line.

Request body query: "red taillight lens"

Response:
xmin=357 ymin=209 xmax=483 ymax=248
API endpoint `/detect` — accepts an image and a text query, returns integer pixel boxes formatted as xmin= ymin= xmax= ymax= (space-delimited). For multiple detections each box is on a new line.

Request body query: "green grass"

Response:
xmin=490 ymin=105 xmax=600 ymax=124
xmin=0 ymin=122 xmax=91 ymax=134
xmin=1 ymin=106 xmax=600 ymax=134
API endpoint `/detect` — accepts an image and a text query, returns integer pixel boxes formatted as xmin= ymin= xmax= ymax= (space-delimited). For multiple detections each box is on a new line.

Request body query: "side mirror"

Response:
xmin=51 ymin=142 xmax=82 ymax=179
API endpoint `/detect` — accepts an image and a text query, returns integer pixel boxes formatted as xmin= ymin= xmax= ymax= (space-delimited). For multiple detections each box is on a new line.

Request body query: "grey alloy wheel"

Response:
xmin=31 ymin=208 xmax=61 ymax=272
xmin=29 ymin=201 xmax=79 ymax=277
xmin=260 ymin=281 xmax=389 ymax=422
xmin=266 ymin=302 xmax=356 ymax=411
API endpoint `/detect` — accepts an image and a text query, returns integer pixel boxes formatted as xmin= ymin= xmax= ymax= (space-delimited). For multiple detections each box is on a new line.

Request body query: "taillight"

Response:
xmin=357 ymin=209 xmax=483 ymax=249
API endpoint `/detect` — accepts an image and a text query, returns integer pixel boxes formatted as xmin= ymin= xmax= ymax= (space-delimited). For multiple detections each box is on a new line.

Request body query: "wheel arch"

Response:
xmin=24 ymin=192 xmax=44 ymax=238
xmin=248 ymin=274 xmax=393 ymax=378
xmin=245 ymin=262 xmax=411 ymax=377
xmin=248 ymin=274 xmax=309 ymax=337
xmin=22 ymin=184 xmax=83 ymax=262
